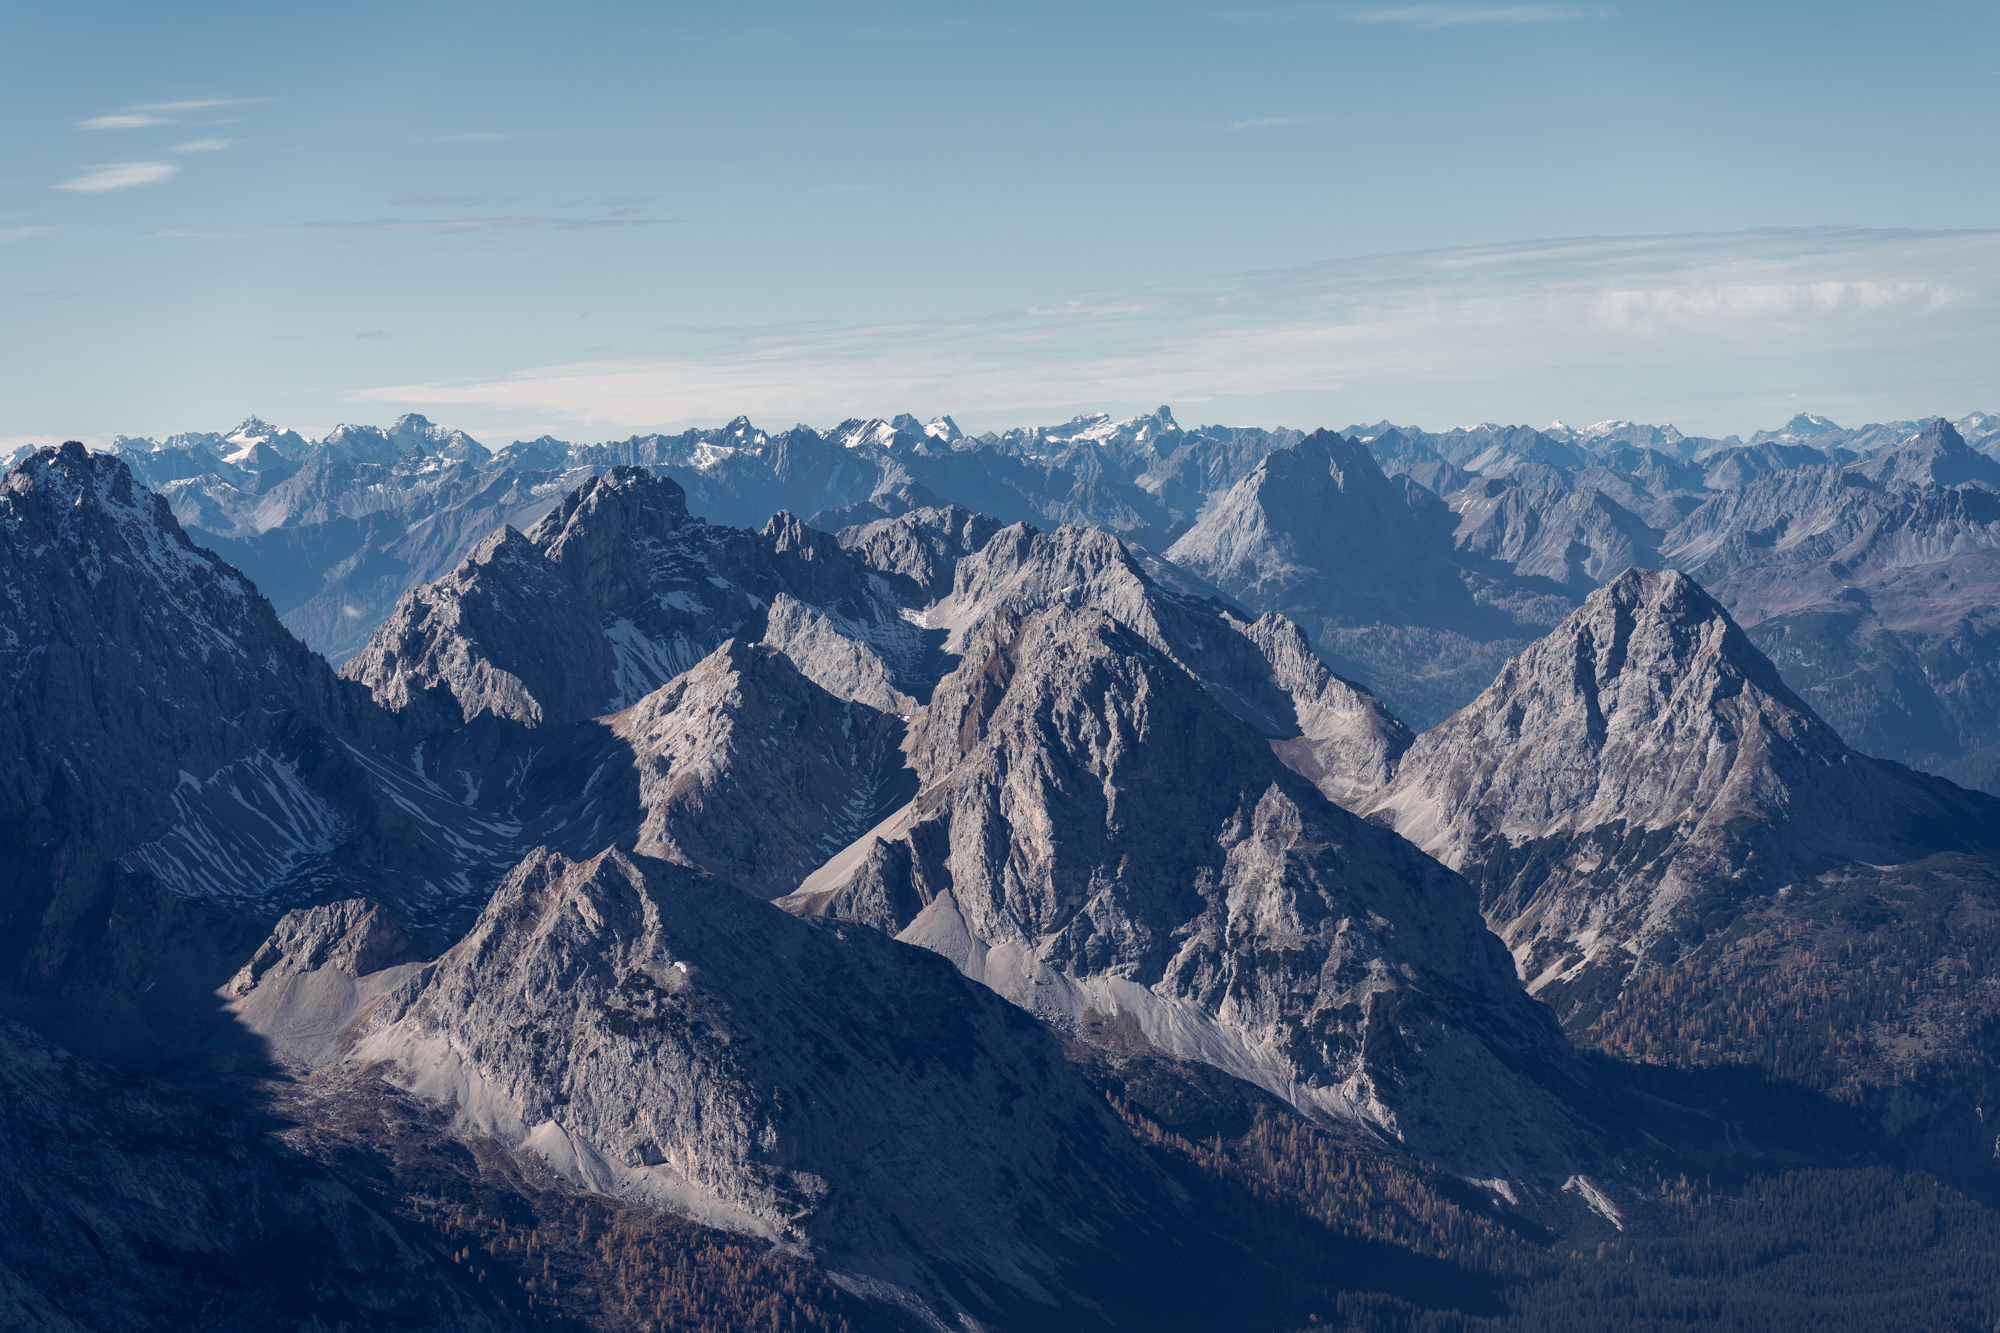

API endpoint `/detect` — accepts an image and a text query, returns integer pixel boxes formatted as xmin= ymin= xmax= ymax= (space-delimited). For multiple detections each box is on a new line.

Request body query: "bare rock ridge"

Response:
xmin=111 ymin=405 xmax=2000 ymax=789
xmin=605 ymin=639 xmax=914 ymax=899
xmin=787 ymin=604 xmax=1592 ymax=1177
xmin=1165 ymin=429 xmax=1565 ymax=729
xmin=1353 ymin=567 xmax=2000 ymax=1026
xmin=26 ymin=418 xmax=2000 ymax=1326
xmin=934 ymin=519 xmax=1410 ymax=778
xmin=1662 ymin=420 xmax=2000 ymax=793
xmin=236 ymin=850 xmax=1187 ymax=1326
xmin=341 ymin=467 xmax=940 ymax=728
xmin=834 ymin=502 xmax=1004 ymax=601
xmin=0 ymin=443 xmax=479 ymax=1055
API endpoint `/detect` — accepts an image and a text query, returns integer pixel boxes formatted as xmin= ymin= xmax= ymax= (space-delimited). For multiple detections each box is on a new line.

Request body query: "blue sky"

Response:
xmin=5 ymin=0 xmax=1997 ymax=446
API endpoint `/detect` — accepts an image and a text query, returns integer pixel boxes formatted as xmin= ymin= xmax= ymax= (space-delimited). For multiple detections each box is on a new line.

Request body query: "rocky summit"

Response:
xmin=787 ymin=603 xmax=1592 ymax=1177
xmin=1353 ymin=568 xmax=2000 ymax=1025
xmin=230 ymin=850 xmax=1186 ymax=1327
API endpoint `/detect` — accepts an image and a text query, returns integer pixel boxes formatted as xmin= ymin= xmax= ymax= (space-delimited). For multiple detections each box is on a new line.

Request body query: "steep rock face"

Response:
xmin=606 ymin=641 xmax=914 ymax=898
xmin=1354 ymin=569 xmax=2000 ymax=1027
xmin=0 ymin=445 xmax=404 ymax=1052
xmin=339 ymin=524 xmax=613 ymax=728
xmin=265 ymin=851 xmax=1177 ymax=1322
xmin=0 ymin=1017 xmax=509 ymax=1333
xmin=1166 ymin=430 xmax=1473 ymax=627
xmin=1165 ymin=431 xmax=1555 ymax=729
xmin=1659 ymin=421 xmax=2000 ymax=792
xmin=342 ymin=469 xmax=932 ymax=728
xmin=1449 ymin=480 xmax=1662 ymax=588
xmin=834 ymin=503 xmax=1004 ymax=602
xmin=0 ymin=444 xmax=590 ymax=1055
xmin=930 ymin=520 xmax=1411 ymax=783
xmin=1243 ymin=614 xmax=1415 ymax=806
xmin=788 ymin=608 xmax=1589 ymax=1177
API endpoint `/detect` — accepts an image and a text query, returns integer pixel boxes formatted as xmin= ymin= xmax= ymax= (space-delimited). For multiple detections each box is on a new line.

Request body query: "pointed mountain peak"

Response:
xmin=1358 ymin=565 xmax=2000 ymax=1017
xmin=1849 ymin=416 xmax=2000 ymax=490
xmin=525 ymin=465 xmax=690 ymax=564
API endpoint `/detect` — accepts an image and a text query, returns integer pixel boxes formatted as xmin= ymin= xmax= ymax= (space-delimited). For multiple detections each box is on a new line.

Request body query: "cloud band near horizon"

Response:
xmin=351 ymin=227 xmax=2000 ymax=439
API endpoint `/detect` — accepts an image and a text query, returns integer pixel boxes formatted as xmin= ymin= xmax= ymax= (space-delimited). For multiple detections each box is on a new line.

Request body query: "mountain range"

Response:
xmin=34 ymin=403 xmax=2000 ymax=794
xmin=8 ymin=400 xmax=2000 ymax=1330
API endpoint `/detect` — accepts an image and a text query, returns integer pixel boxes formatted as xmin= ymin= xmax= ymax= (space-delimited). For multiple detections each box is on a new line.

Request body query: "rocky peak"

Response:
xmin=791 ymin=604 xmax=1590 ymax=1175
xmin=0 ymin=445 xmax=495 ymax=1054
xmin=344 ymin=468 xmax=936 ymax=729
xmin=310 ymin=844 xmax=1176 ymax=1318
xmin=1849 ymin=418 xmax=2000 ymax=492
xmin=1165 ymin=429 xmax=1474 ymax=624
xmin=834 ymin=503 xmax=1003 ymax=601
xmin=226 ymin=898 xmax=417 ymax=997
xmin=607 ymin=639 xmax=914 ymax=898
xmin=528 ymin=464 xmax=692 ymax=556
xmin=1363 ymin=568 xmax=1837 ymax=853
xmin=1355 ymin=567 xmax=2000 ymax=1016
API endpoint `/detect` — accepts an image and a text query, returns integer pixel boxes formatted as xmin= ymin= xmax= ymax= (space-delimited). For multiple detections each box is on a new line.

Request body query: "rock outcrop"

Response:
xmin=341 ymin=469 xmax=935 ymax=727
xmin=605 ymin=640 xmax=914 ymax=898
xmin=242 ymin=855 xmax=1181 ymax=1324
xmin=1165 ymin=430 xmax=1559 ymax=728
xmin=787 ymin=606 xmax=1590 ymax=1177
xmin=1353 ymin=568 xmax=2000 ymax=1026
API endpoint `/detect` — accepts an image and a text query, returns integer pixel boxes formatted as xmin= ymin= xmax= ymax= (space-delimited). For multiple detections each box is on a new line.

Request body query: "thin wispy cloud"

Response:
xmin=392 ymin=194 xmax=500 ymax=207
xmin=1357 ymin=4 xmax=1596 ymax=25
xmin=128 ymin=97 xmax=272 ymax=112
xmin=0 ymin=225 xmax=56 ymax=242
xmin=172 ymin=138 xmax=233 ymax=153
xmin=1224 ymin=2 xmax=1600 ymax=24
xmin=142 ymin=230 xmax=246 ymax=239
xmin=352 ymin=228 xmax=2000 ymax=436
xmin=294 ymin=214 xmax=673 ymax=232
xmin=1227 ymin=116 xmax=1308 ymax=131
xmin=56 ymin=162 xmax=180 ymax=193
xmin=79 ymin=114 xmax=171 ymax=130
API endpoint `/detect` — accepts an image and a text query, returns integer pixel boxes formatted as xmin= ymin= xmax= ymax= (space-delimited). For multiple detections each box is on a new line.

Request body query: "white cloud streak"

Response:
xmin=128 ymin=97 xmax=272 ymax=111
xmin=171 ymin=138 xmax=234 ymax=153
xmin=351 ymin=228 xmax=2000 ymax=437
xmin=55 ymin=162 xmax=180 ymax=192
xmin=295 ymin=214 xmax=671 ymax=232
xmin=0 ymin=225 xmax=55 ymax=242
xmin=1357 ymin=3 xmax=1594 ymax=25
xmin=79 ymin=114 xmax=171 ymax=130
xmin=1227 ymin=116 xmax=1307 ymax=130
